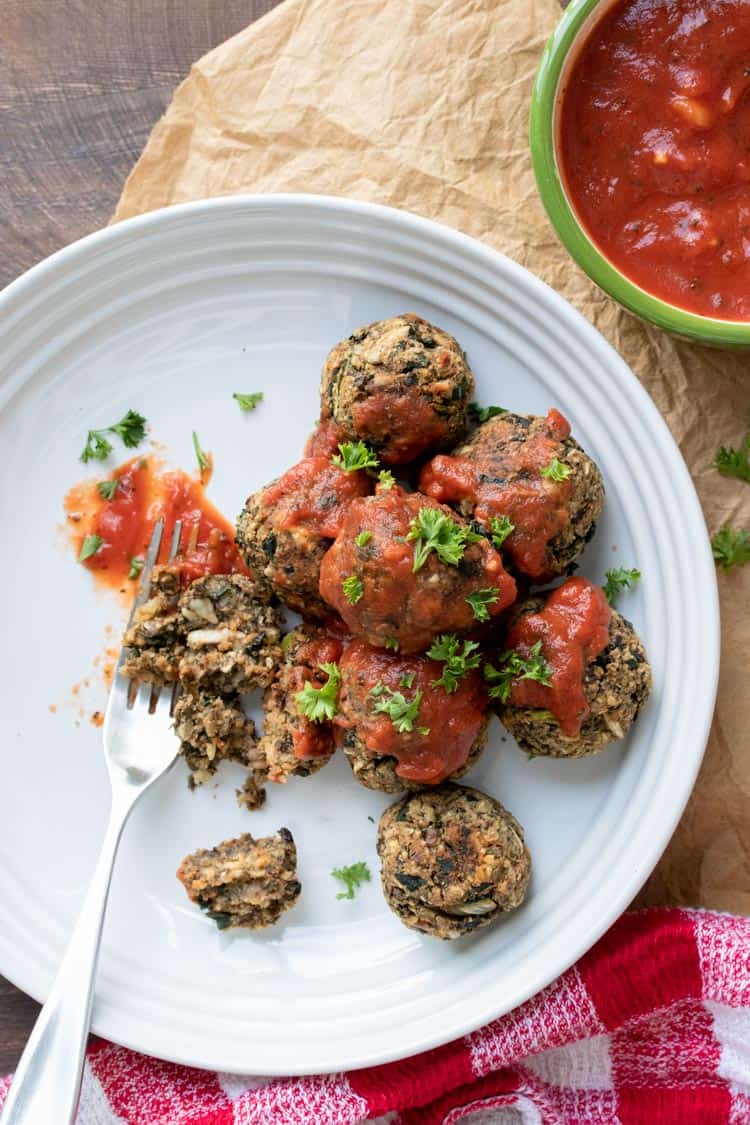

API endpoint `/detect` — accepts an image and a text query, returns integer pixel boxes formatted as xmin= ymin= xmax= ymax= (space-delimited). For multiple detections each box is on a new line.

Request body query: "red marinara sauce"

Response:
xmin=561 ymin=0 xmax=750 ymax=319
xmin=263 ymin=456 xmax=372 ymax=538
xmin=505 ymin=577 xmax=611 ymax=736
xmin=336 ymin=640 xmax=488 ymax=783
xmin=64 ymin=457 xmax=246 ymax=591
xmin=290 ymin=634 xmax=343 ymax=760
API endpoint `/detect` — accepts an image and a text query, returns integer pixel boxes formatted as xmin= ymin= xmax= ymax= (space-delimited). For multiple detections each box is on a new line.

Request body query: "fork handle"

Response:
xmin=1 ymin=792 xmax=134 ymax=1125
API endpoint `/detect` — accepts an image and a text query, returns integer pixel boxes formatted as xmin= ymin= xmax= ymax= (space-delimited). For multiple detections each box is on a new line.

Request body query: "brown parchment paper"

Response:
xmin=114 ymin=0 xmax=750 ymax=912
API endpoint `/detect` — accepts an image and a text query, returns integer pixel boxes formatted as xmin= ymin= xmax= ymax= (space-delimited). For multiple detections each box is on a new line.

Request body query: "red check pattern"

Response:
xmin=2 ymin=909 xmax=749 ymax=1124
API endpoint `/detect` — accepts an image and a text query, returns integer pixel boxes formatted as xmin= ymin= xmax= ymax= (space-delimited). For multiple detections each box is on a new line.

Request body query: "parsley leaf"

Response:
xmin=109 ymin=410 xmax=147 ymax=449
xmin=233 ymin=392 xmax=264 ymax=412
xmin=603 ymin=567 xmax=641 ymax=604
xmin=342 ymin=574 xmax=364 ymax=604
xmin=79 ymin=534 xmax=103 ymax=562
xmin=714 ymin=430 xmax=750 ymax=482
xmin=484 ymin=641 xmax=553 ymax=703
xmin=427 ymin=635 xmax=481 ymax=693
xmin=331 ymin=861 xmax=371 ymax=900
xmin=407 ymin=508 xmax=481 ymax=572
xmin=466 ymin=587 xmax=500 ymax=622
xmin=80 ymin=431 xmax=113 ymax=463
xmin=371 ymin=684 xmax=425 ymax=733
xmin=97 ymin=479 xmax=119 ymax=500
xmin=128 ymin=557 xmax=143 ymax=580
xmin=378 ymin=469 xmax=396 ymax=490
xmin=192 ymin=430 xmax=210 ymax=473
xmin=295 ymin=662 xmax=341 ymax=722
xmin=399 ymin=672 xmax=416 ymax=689
xmin=469 ymin=402 xmax=507 ymax=424
xmin=712 ymin=526 xmax=750 ymax=570
xmin=540 ymin=458 xmax=571 ymax=482
xmin=355 ymin=531 xmax=372 ymax=547
xmin=332 ymin=441 xmax=380 ymax=473
xmin=488 ymin=515 xmax=514 ymax=548
xmin=384 ymin=635 xmax=400 ymax=652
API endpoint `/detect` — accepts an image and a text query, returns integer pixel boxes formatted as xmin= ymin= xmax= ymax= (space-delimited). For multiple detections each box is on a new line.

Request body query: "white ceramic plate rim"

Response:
xmin=0 ymin=194 xmax=719 ymax=1074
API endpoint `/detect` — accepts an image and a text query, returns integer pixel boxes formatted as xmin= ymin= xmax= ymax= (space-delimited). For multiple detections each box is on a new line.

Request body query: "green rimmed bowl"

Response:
xmin=530 ymin=0 xmax=750 ymax=347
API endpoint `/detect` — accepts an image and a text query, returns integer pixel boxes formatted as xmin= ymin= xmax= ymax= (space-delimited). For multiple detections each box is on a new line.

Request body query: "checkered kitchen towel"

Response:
xmin=2 ymin=909 xmax=748 ymax=1124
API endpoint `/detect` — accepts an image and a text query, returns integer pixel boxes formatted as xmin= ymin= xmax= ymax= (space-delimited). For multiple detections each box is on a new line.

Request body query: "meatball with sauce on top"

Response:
xmin=419 ymin=409 xmax=604 ymax=583
xmin=320 ymin=313 xmax=474 ymax=464
xmin=336 ymin=639 xmax=490 ymax=793
xmin=318 ymin=485 xmax=516 ymax=653
xmin=121 ymin=565 xmax=183 ymax=684
xmin=377 ymin=784 xmax=531 ymax=939
xmin=489 ymin=577 xmax=651 ymax=758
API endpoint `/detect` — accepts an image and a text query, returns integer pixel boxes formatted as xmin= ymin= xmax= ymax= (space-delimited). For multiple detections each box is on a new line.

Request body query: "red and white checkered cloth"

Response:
xmin=2 ymin=909 xmax=748 ymax=1124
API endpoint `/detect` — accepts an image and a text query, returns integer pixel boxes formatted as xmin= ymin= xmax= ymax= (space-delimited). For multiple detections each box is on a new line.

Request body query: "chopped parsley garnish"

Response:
xmin=233 ymin=391 xmax=264 ymax=412
xmin=97 ymin=479 xmax=119 ymax=501
xmin=407 ymin=508 xmax=481 ymax=572
xmin=378 ymin=469 xmax=396 ymax=490
xmin=540 ymin=458 xmax=571 ymax=482
xmin=712 ymin=526 xmax=750 ymax=570
xmin=427 ymin=635 xmax=481 ymax=693
xmin=399 ymin=672 xmax=416 ymax=689
xmin=80 ymin=410 xmax=147 ymax=463
xmin=488 ymin=515 xmax=514 ymax=548
xmin=192 ymin=430 xmax=210 ymax=474
xmin=465 ymin=587 xmax=500 ymax=622
xmin=295 ymin=662 xmax=341 ymax=722
xmin=128 ymin=556 xmax=143 ymax=580
xmin=371 ymin=684 xmax=427 ymax=734
xmin=384 ymin=635 xmax=400 ymax=652
xmin=355 ymin=531 xmax=373 ymax=547
xmin=484 ymin=641 xmax=553 ymax=703
xmin=469 ymin=402 xmax=507 ymax=424
xmin=331 ymin=861 xmax=371 ymax=900
xmin=342 ymin=574 xmax=364 ymax=604
xmin=79 ymin=534 xmax=103 ymax=562
xmin=332 ymin=441 xmax=380 ymax=473
xmin=714 ymin=430 xmax=750 ymax=483
xmin=603 ymin=567 xmax=641 ymax=604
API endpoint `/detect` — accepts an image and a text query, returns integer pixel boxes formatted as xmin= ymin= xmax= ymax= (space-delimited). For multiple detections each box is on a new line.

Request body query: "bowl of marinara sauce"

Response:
xmin=531 ymin=0 xmax=750 ymax=345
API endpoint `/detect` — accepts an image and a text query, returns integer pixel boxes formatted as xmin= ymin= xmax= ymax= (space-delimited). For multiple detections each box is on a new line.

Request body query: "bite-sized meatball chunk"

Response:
xmin=258 ymin=625 xmax=343 ymax=784
xmin=377 ymin=784 xmax=531 ymax=939
xmin=177 ymin=574 xmax=283 ymax=693
xmin=320 ymin=313 xmax=474 ymax=464
xmin=173 ymin=690 xmax=264 ymax=793
xmin=420 ymin=409 xmax=604 ymax=582
xmin=490 ymin=577 xmax=652 ymax=758
xmin=336 ymin=639 xmax=490 ymax=791
xmin=177 ymin=829 xmax=300 ymax=931
xmin=319 ymin=486 xmax=516 ymax=653
xmin=236 ymin=456 xmax=372 ymax=619
xmin=121 ymin=565 xmax=183 ymax=684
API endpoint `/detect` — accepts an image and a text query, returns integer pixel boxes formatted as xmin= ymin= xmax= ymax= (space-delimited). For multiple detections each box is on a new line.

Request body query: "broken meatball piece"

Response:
xmin=319 ymin=486 xmax=516 ymax=653
xmin=490 ymin=577 xmax=652 ymax=758
xmin=177 ymin=829 xmax=300 ymax=930
xmin=259 ymin=625 xmax=343 ymax=784
xmin=236 ymin=456 xmax=372 ymax=620
xmin=121 ymin=565 xmax=184 ymax=684
xmin=377 ymin=784 xmax=531 ymax=939
xmin=177 ymin=574 xmax=283 ymax=693
xmin=173 ymin=690 xmax=263 ymax=792
xmin=336 ymin=639 xmax=489 ymax=792
xmin=320 ymin=313 xmax=474 ymax=464
xmin=420 ymin=409 xmax=604 ymax=582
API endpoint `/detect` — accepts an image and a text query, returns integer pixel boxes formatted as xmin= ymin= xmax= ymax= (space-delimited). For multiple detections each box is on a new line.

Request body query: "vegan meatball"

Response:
xmin=320 ymin=313 xmax=474 ymax=464
xmin=173 ymin=690 xmax=264 ymax=796
xmin=121 ymin=565 xmax=183 ymax=684
xmin=490 ymin=577 xmax=652 ymax=758
xmin=177 ymin=829 xmax=300 ymax=930
xmin=420 ymin=409 xmax=604 ymax=582
xmin=336 ymin=639 xmax=490 ymax=792
xmin=377 ymin=784 xmax=531 ymax=939
xmin=258 ymin=625 xmax=343 ymax=784
xmin=177 ymin=574 xmax=283 ymax=693
xmin=318 ymin=486 xmax=516 ymax=653
xmin=236 ymin=456 xmax=372 ymax=619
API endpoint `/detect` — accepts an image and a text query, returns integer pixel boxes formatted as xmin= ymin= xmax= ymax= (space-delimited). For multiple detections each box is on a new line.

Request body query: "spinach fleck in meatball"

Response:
xmin=236 ymin=457 xmax=371 ymax=620
xmin=420 ymin=409 xmax=604 ymax=582
xmin=377 ymin=784 xmax=531 ymax=939
xmin=320 ymin=313 xmax=474 ymax=464
xmin=173 ymin=690 xmax=264 ymax=801
xmin=177 ymin=829 xmax=300 ymax=931
xmin=177 ymin=574 xmax=283 ymax=693
xmin=258 ymin=625 xmax=343 ymax=784
xmin=319 ymin=486 xmax=516 ymax=653
xmin=121 ymin=565 xmax=183 ymax=684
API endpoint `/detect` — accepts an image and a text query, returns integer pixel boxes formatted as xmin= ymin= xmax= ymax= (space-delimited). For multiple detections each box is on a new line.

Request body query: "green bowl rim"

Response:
xmin=529 ymin=0 xmax=750 ymax=346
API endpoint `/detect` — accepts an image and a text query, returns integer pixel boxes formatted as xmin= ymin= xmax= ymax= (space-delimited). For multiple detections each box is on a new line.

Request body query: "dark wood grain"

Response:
xmin=0 ymin=0 xmax=281 ymax=1074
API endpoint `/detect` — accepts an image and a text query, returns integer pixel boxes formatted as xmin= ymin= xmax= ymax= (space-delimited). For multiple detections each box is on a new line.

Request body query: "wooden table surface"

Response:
xmin=0 ymin=0 xmax=280 ymax=1074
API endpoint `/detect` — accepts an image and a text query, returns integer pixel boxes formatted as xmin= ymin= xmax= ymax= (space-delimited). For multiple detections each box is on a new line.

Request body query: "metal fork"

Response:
xmin=1 ymin=519 xmax=183 ymax=1125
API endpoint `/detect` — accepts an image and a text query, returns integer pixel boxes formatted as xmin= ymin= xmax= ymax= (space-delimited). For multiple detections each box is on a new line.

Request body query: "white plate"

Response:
xmin=0 ymin=195 xmax=718 ymax=1075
